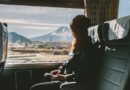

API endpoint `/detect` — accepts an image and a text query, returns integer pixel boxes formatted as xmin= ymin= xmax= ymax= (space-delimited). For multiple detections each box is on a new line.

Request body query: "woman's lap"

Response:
xmin=30 ymin=81 xmax=61 ymax=90
xmin=30 ymin=81 xmax=89 ymax=90
xmin=60 ymin=82 xmax=91 ymax=90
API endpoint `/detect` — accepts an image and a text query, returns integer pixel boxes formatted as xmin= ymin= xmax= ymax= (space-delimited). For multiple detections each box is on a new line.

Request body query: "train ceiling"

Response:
xmin=0 ymin=0 xmax=84 ymax=8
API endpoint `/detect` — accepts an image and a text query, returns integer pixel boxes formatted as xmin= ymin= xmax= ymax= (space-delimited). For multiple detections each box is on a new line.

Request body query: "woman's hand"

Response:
xmin=50 ymin=69 xmax=61 ymax=75
xmin=52 ymin=74 xmax=66 ymax=81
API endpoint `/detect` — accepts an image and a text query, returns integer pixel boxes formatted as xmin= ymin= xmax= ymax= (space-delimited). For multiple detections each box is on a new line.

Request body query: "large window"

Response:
xmin=0 ymin=4 xmax=84 ymax=64
xmin=118 ymin=0 xmax=130 ymax=17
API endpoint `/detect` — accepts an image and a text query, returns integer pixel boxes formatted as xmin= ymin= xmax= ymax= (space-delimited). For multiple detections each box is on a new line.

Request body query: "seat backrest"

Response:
xmin=88 ymin=25 xmax=100 ymax=44
xmin=98 ymin=39 xmax=130 ymax=90
xmin=97 ymin=16 xmax=130 ymax=90
xmin=0 ymin=23 xmax=8 ymax=73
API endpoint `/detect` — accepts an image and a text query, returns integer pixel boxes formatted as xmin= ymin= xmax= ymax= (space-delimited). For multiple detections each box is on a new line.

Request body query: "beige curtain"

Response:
xmin=84 ymin=0 xmax=119 ymax=25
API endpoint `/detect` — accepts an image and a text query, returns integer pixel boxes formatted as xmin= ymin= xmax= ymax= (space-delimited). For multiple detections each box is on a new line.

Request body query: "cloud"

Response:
xmin=0 ymin=4 xmax=84 ymax=24
xmin=0 ymin=18 xmax=68 ymax=27
xmin=0 ymin=4 xmax=83 ymax=38
xmin=0 ymin=4 xmax=48 ymax=15
xmin=0 ymin=4 xmax=83 ymax=17
xmin=20 ymin=26 xmax=58 ymax=30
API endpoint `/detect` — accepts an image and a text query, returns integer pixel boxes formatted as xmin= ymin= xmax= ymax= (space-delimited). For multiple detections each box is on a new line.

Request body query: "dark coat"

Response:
xmin=59 ymin=41 xmax=104 ymax=83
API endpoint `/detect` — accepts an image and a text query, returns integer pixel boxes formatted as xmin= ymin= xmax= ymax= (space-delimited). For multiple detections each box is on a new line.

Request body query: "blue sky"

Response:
xmin=0 ymin=5 xmax=84 ymax=38
xmin=0 ymin=0 xmax=130 ymax=38
xmin=118 ymin=0 xmax=130 ymax=17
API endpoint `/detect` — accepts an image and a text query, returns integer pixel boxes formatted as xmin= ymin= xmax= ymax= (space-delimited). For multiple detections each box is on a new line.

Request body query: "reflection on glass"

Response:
xmin=0 ymin=5 xmax=84 ymax=64
xmin=7 ymin=26 xmax=72 ymax=64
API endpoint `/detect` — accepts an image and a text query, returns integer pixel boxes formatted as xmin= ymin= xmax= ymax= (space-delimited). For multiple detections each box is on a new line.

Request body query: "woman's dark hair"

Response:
xmin=70 ymin=15 xmax=91 ymax=33
xmin=70 ymin=15 xmax=91 ymax=51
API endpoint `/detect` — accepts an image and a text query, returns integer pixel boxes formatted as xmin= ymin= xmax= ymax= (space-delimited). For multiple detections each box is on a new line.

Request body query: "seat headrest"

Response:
xmin=97 ymin=23 xmax=109 ymax=46
xmin=100 ymin=16 xmax=130 ymax=46
xmin=88 ymin=16 xmax=130 ymax=46
xmin=88 ymin=25 xmax=100 ymax=44
xmin=105 ymin=16 xmax=130 ymax=40
xmin=88 ymin=24 xmax=107 ymax=46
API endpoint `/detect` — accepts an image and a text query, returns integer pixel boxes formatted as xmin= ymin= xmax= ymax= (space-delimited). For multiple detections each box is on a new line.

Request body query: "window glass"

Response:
xmin=118 ymin=0 xmax=130 ymax=17
xmin=0 ymin=4 xmax=84 ymax=64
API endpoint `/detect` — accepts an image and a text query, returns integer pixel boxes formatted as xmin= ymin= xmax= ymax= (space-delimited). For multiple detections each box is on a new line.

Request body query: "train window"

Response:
xmin=118 ymin=0 xmax=130 ymax=17
xmin=0 ymin=4 xmax=84 ymax=64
